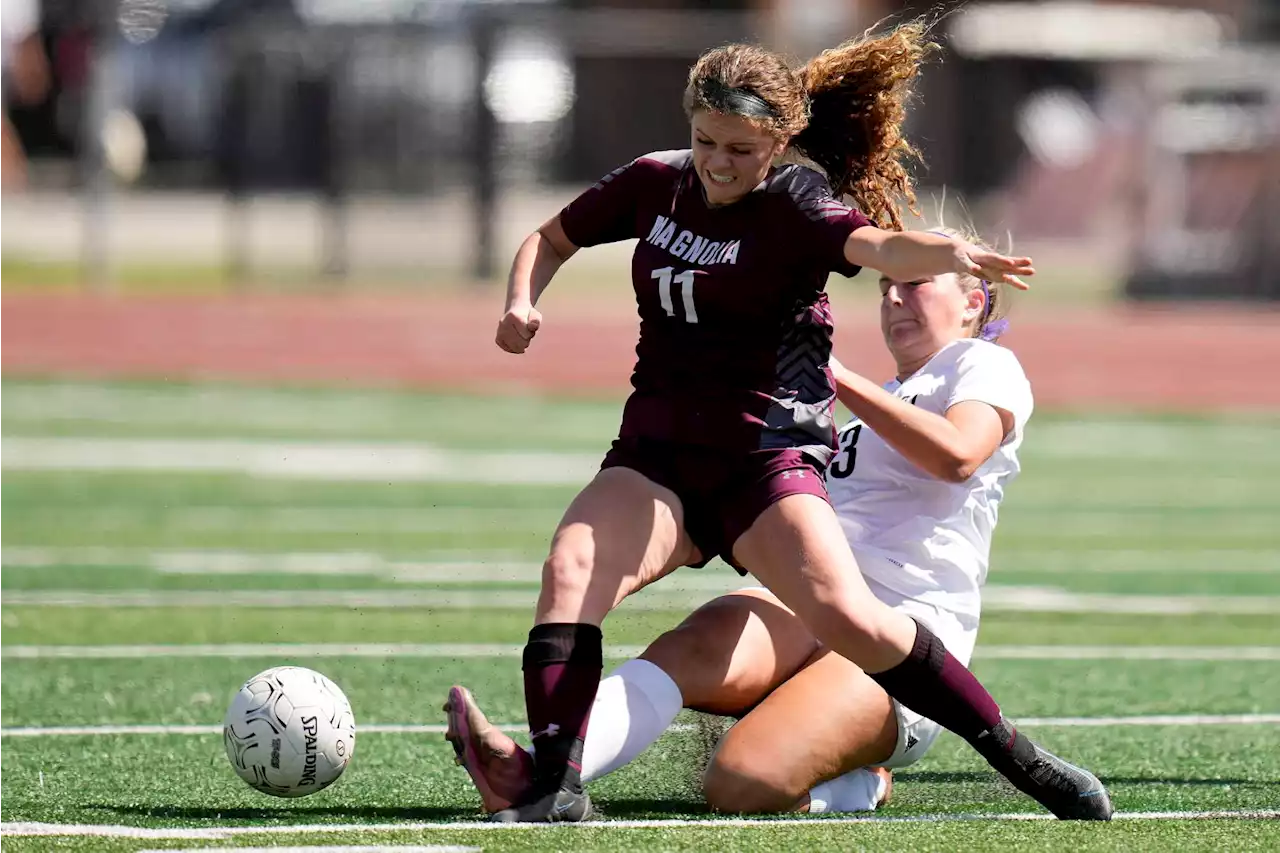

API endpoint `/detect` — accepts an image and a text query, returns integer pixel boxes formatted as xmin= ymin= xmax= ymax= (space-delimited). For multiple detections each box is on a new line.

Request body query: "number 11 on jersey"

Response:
xmin=652 ymin=266 xmax=699 ymax=324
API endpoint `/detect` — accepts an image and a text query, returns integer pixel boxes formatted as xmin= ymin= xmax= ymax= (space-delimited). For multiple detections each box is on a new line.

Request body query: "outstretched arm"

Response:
xmin=843 ymin=228 xmax=1033 ymax=290
xmin=495 ymin=216 xmax=579 ymax=354
xmin=830 ymin=355 xmax=1012 ymax=483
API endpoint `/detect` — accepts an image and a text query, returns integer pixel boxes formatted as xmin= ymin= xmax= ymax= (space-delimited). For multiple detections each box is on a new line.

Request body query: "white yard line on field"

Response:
xmin=7 ymin=546 xmax=1279 ymax=604
xmin=1012 ymin=714 xmax=1280 ymax=727
xmin=989 ymin=548 xmax=1280 ymax=574
xmin=3 ymin=810 xmax=1279 ymax=837
xmin=0 ymin=547 xmax=736 ymax=590
xmin=976 ymin=645 xmax=1280 ymax=661
xmin=2 ymin=546 xmax=539 ymax=579
xmin=138 ymin=848 xmax=478 ymax=853
xmin=0 ymin=643 xmax=646 ymax=659
xmin=5 ymin=588 xmax=1279 ymax=614
xmin=137 ymin=848 xmax=479 ymax=853
xmin=13 ymin=507 xmax=561 ymax=535
xmin=5 ymin=643 xmax=1280 ymax=662
xmin=2 ymin=437 xmax=598 ymax=485
xmin=0 ymin=589 xmax=713 ymax=610
xmin=4 ymin=713 xmax=1278 ymax=738
xmin=9 ymin=544 xmax=1280 ymax=575
xmin=978 ymin=587 xmax=1280 ymax=615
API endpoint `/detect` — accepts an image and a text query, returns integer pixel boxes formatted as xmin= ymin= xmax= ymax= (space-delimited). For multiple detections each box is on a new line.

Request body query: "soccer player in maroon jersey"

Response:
xmin=482 ymin=23 xmax=1111 ymax=823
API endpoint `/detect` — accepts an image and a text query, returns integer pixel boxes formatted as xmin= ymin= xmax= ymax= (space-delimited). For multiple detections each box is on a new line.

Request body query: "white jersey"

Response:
xmin=825 ymin=338 xmax=1034 ymax=623
xmin=2 ymin=0 xmax=37 ymax=70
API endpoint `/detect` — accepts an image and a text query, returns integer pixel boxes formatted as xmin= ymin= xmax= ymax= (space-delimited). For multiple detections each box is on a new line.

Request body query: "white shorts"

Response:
xmin=735 ymin=570 xmax=978 ymax=771
xmin=866 ymin=574 xmax=977 ymax=769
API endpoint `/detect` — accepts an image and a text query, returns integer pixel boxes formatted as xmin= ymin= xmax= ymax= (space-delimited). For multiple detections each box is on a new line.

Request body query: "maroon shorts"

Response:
xmin=600 ymin=437 xmax=830 ymax=573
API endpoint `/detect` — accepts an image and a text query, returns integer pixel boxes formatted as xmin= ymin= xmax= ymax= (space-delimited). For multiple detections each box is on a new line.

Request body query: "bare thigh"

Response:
xmin=536 ymin=466 xmax=701 ymax=625
xmin=732 ymin=494 xmax=917 ymax=673
xmin=639 ymin=588 xmax=821 ymax=716
xmin=701 ymin=647 xmax=897 ymax=813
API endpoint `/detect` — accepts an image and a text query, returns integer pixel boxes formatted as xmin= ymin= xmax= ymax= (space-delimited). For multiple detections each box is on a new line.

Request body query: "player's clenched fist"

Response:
xmin=495 ymin=304 xmax=543 ymax=354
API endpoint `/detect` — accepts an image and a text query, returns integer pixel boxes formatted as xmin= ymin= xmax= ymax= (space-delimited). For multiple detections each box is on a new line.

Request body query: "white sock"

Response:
xmin=807 ymin=768 xmax=887 ymax=813
xmin=573 ymin=658 xmax=684 ymax=784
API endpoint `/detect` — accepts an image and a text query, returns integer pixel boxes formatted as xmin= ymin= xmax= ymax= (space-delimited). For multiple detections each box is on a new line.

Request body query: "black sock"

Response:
xmin=869 ymin=619 xmax=1007 ymax=745
xmin=521 ymin=623 xmax=603 ymax=794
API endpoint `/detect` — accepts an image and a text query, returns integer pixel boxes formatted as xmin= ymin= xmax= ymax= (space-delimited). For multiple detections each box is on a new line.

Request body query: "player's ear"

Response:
xmin=962 ymin=283 xmax=985 ymax=323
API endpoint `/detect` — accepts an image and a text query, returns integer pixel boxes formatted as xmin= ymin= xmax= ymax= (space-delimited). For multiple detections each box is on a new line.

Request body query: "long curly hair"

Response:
xmin=682 ymin=21 xmax=938 ymax=231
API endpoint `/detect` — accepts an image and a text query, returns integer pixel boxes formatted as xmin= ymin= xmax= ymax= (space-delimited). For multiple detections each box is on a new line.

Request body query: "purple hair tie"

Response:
xmin=979 ymin=318 xmax=1009 ymax=342
xmin=978 ymin=279 xmax=1008 ymax=341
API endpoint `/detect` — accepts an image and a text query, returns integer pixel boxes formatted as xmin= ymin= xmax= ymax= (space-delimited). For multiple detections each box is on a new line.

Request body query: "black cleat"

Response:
xmin=489 ymin=786 xmax=593 ymax=823
xmin=978 ymin=721 xmax=1114 ymax=821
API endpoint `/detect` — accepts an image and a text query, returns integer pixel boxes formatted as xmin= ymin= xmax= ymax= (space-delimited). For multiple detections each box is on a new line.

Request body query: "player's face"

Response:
xmin=690 ymin=110 xmax=784 ymax=206
xmin=880 ymin=274 xmax=979 ymax=361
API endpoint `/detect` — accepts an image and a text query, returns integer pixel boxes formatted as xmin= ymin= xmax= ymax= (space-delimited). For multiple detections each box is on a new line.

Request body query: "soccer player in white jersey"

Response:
xmin=447 ymin=230 xmax=1071 ymax=816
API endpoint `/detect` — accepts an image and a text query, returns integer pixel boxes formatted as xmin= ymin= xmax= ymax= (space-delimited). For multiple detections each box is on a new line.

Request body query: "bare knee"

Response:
xmin=642 ymin=593 xmax=815 ymax=714
xmin=641 ymin=610 xmax=740 ymax=711
xmin=702 ymin=742 xmax=801 ymax=814
xmin=536 ymin=540 xmax=604 ymax=623
xmin=541 ymin=545 xmax=593 ymax=598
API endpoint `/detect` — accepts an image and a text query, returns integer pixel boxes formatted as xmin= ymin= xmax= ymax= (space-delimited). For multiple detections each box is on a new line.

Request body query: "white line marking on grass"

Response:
xmin=2 ymin=547 xmax=544 ymax=582
xmin=6 ymin=588 xmax=1279 ymax=614
xmin=0 ymin=590 xmax=537 ymax=608
xmin=980 ymin=587 xmax=1280 ymax=615
xmin=0 ymin=547 xmax=734 ymax=591
xmin=0 ymin=823 xmax=223 ymax=839
xmin=0 ymin=643 xmax=648 ymax=660
xmin=996 ymin=548 xmax=1280 ymax=574
xmin=3 ymin=725 xmax=223 ymax=736
xmin=4 ymin=811 xmax=1278 ymax=837
xmin=12 ymin=545 xmax=1280 ymax=577
xmin=1014 ymin=714 xmax=1280 ymax=727
xmin=69 ymin=507 xmax=563 ymax=534
xmin=0 ymin=724 xmax=509 ymax=737
xmin=5 ymin=713 xmax=1278 ymax=738
xmin=1 ymin=722 xmax=220 ymax=737
xmin=0 ymin=724 xmax=484 ymax=737
xmin=977 ymin=646 xmax=1280 ymax=661
xmin=6 ymin=643 xmax=1280 ymax=662
xmin=2 ymin=437 xmax=597 ymax=485
xmin=0 ymin=590 xmax=698 ymax=610
xmin=139 ymin=848 xmax=480 ymax=852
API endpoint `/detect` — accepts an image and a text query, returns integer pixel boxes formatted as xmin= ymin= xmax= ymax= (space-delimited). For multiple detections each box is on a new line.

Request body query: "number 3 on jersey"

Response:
xmin=652 ymin=267 xmax=699 ymax=323
xmin=828 ymin=422 xmax=863 ymax=479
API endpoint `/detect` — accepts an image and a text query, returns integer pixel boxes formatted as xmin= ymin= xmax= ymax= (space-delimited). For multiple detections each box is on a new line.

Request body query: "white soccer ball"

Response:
xmin=223 ymin=666 xmax=356 ymax=798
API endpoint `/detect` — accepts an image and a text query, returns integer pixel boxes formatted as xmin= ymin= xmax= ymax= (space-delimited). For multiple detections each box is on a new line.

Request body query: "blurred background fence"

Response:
xmin=3 ymin=0 xmax=1278 ymax=298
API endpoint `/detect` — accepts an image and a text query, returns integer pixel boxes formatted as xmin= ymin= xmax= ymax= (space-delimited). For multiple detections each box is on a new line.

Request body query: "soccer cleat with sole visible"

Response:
xmin=977 ymin=720 xmax=1114 ymax=820
xmin=443 ymin=685 xmax=535 ymax=813
xmin=489 ymin=785 xmax=593 ymax=823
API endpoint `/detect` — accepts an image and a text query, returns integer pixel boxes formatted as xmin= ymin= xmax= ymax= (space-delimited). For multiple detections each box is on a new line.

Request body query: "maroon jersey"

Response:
xmin=559 ymin=149 xmax=873 ymax=463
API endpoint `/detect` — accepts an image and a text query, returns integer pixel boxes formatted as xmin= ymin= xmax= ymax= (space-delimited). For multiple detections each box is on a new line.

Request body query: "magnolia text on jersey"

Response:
xmin=646 ymin=215 xmax=741 ymax=266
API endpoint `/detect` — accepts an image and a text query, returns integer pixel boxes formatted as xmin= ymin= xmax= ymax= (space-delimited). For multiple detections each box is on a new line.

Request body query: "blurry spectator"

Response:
xmin=2 ymin=0 xmax=50 ymax=189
